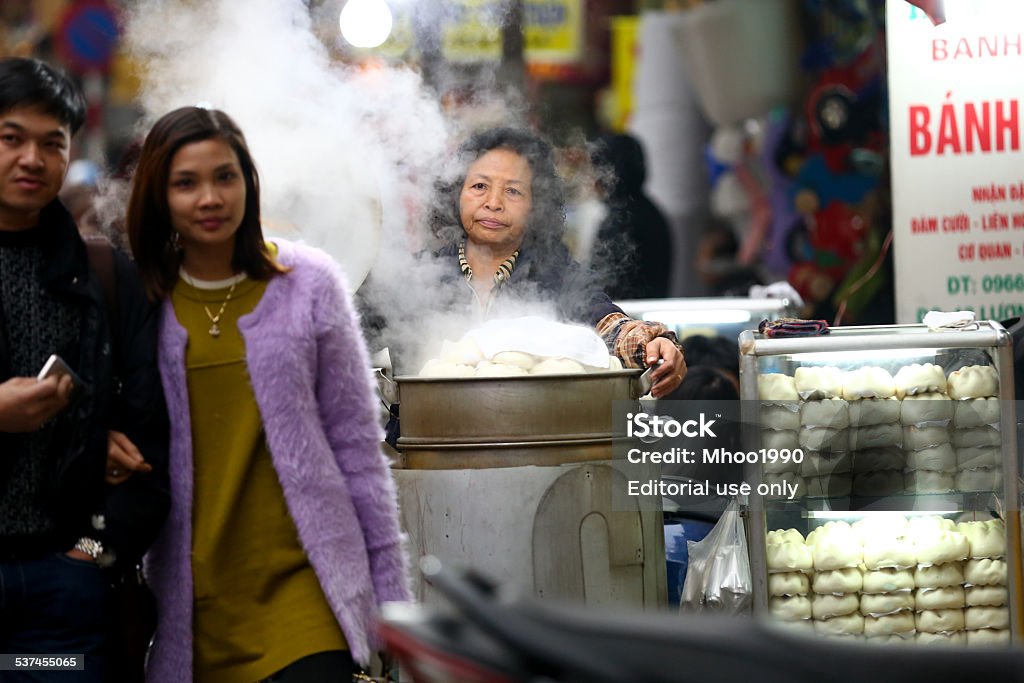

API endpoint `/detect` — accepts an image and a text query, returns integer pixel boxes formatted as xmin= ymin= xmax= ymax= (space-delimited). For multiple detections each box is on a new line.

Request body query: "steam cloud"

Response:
xmin=112 ymin=0 xmax=630 ymax=375
xmin=122 ymin=0 xmax=457 ymax=292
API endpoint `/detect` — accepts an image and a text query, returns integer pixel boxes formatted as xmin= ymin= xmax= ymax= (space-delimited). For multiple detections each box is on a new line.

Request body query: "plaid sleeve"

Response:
xmin=596 ymin=312 xmax=680 ymax=369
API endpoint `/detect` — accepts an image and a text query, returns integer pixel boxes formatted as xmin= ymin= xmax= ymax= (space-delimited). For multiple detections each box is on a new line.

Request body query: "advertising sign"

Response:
xmin=887 ymin=0 xmax=1024 ymax=322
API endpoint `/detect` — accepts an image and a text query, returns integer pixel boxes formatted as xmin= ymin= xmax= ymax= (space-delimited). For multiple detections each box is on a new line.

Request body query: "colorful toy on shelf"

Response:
xmin=777 ymin=0 xmax=889 ymax=319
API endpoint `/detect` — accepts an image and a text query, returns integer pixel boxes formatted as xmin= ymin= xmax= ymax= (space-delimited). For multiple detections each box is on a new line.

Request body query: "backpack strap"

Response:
xmin=84 ymin=234 xmax=119 ymax=332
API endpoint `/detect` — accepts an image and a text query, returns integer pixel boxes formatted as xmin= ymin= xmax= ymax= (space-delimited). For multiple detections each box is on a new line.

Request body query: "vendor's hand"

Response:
xmin=106 ymin=430 xmax=150 ymax=485
xmin=644 ymin=337 xmax=686 ymax=399
xmin=0 ymin=376 xmax=72 ymax=433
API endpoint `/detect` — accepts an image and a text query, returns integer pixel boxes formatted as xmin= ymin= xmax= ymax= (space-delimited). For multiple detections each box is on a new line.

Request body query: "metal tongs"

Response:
xmin=635 ymin=358 xmax=662 ymax=398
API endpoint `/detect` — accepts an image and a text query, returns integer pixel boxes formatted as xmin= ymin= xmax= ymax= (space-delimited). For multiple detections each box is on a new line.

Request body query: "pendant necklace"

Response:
xmin=179 ymin=268 xmax=246 ymax=338
xmin=203 ymin=280 xmax=238 ymax=338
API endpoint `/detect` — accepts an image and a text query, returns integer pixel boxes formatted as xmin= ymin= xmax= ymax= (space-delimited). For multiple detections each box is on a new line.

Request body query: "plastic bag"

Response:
xmin=679 ymin=499 xmax=752 ymax=614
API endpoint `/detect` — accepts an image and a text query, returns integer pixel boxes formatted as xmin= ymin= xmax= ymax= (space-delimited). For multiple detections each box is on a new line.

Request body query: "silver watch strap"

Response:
xmin=73 ymin=537 xmax=104 ymax=560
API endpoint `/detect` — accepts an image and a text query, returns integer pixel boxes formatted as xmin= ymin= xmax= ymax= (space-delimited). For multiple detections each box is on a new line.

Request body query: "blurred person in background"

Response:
xmin=589 ymin=132 xmax=672 ymax=300
xmin=679 ymin=334 xmax=739 ymax=379
xmin=90 ymin=139 xmax=145 ymax=254
xmin=670 ymin=335 xmax=740 ymax=401
xmin=673 ymin=365 xmax=739 ymax=401
xmin=120 ymin=106 xmax=409 ymax=683
xmin=695 ymin=219 xmax=764 ymax=297
xmin=59 ymin=158 xmax=101 ymax=238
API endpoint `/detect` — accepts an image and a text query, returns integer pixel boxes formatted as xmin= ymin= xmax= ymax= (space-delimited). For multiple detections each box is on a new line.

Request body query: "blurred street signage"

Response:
xmin=374 ymin=5 xmax=417 ymax=60
xmin=55 ymin=0 xmax=118 ymax=74
xmin=441 ymin=0 xmax=503 ymax=63
xmin=524 ymin=0 xmax=582 ymax=64
xmin=609 ymin=15 xmax=639 ymax=131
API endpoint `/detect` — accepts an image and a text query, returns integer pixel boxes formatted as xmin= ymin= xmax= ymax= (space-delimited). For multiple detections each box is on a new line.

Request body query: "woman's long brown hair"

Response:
xmin=126 ymin=106 xmax=285 ymax=300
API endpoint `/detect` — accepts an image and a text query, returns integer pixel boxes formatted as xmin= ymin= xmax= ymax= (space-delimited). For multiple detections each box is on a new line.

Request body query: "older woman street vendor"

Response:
xmin=412 ymin=126 xmax=685 ymax=398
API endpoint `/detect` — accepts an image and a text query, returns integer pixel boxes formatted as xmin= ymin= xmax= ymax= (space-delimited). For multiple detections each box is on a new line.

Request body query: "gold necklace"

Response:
xmin=203 ymin=280 xmax=238 ymax=338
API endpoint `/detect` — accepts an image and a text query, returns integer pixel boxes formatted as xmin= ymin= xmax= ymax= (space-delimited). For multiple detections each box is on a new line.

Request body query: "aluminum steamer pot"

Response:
xmin=390 ymin=369 xmax=651 ymax=469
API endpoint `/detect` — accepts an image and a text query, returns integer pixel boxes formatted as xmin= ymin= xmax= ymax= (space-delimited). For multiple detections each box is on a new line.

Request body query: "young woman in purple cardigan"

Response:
xmin=116 ymin=106 xmax=410 ymax=682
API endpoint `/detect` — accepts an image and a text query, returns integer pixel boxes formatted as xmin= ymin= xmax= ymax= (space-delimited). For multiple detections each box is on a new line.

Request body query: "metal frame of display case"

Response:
xmin=738 ymin=321 xmax=1022 ymax=639
xmin=616 ymin=297 xmax=796 ymax=340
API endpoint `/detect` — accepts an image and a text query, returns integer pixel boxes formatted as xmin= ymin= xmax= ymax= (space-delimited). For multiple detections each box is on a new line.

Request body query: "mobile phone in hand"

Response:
xmin=37 ymin=354 xmax=84 ymax=390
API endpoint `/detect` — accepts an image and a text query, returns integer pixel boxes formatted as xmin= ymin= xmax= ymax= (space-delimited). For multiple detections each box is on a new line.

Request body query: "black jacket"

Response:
xmin=0 ymin=200 xmax=169 ymax=565
xmin=433 ymin=240 xmax=623 ymax=326
xmin=595 ymin=193 xmax=673 ymax=300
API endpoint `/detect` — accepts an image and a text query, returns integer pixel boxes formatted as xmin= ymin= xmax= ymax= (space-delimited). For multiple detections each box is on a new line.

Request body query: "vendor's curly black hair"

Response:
xmin=430 ymin=127 xmax=567 ymax=253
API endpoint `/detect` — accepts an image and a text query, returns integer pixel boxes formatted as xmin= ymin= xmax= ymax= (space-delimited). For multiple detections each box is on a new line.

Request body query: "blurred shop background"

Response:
xmin=1 ymin=0 xmax=893 ymax=324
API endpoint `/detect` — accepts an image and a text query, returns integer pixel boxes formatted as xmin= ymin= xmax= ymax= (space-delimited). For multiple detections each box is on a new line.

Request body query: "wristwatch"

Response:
xmin=73 ymin=537 xmax=104 ymax=561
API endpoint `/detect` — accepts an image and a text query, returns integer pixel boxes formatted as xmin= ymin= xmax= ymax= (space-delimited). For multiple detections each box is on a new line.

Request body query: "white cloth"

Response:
xmin=749 ymin=281 xmax=804 ymax=309
xmin=923 ymin=310 xmax=979 ymax=331
xmin=462 ymin=316 xmax=610 ymax=369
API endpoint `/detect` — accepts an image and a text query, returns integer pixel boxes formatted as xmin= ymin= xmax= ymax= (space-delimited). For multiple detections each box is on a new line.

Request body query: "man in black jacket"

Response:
xmin=0 ymin=57 xmax=169 ymax=681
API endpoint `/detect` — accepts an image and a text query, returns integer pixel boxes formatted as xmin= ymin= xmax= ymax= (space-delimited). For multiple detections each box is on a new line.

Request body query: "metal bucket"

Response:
xmin=389 ymin=369 xmax=650 ymax=469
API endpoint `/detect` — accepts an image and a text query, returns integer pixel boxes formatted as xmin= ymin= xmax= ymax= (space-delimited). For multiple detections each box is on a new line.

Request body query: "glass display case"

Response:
xmin=738 ymin=321 xmax=1021 ymax=646
xmin=616 ymin=297 xmax=797 ymax=342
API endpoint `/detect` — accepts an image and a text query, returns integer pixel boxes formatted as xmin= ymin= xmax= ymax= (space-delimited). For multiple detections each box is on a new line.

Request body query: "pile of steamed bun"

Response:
xmin=758 ymin=363 xmax=1002 ymax=498
xmin=767 ymin=516 xmax=1009 ymax=646
xmin=418 ymin=338 xmax=622 ymax=377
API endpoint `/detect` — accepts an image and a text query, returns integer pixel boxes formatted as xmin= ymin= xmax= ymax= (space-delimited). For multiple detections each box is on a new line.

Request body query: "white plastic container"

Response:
xmin=674 ymin=0 xmax=803 ymax=126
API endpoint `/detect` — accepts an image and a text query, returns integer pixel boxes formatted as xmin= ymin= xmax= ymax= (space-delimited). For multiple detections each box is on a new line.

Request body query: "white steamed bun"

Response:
xmin=491 ymin=350 xmax=537 ymax=371
xmin=794 ymin=366 xmax=843 ymax=400
xmin=530 ymin=357 xmax=585 ymax=375
xmin=900 ymin=393 xmax=953 ymax=425
xmin=842 ymin=366 xmax=895 ymax=400
xmin=418 ymin=359 xmax=476 ymax=378
xmin=848 ymin=398 xmax=900 ymax=426
xmin=894 ymin=363 xmax=947 ymax=398
xmin=946 ymin=365 xmax=998 ymax=400
xmin=759 ymin=373 xmax=798 ymax=402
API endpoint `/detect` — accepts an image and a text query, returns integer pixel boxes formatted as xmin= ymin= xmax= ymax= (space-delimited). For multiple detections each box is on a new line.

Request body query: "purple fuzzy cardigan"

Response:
xmin=144 ymin=240 xmax=411 ymax=681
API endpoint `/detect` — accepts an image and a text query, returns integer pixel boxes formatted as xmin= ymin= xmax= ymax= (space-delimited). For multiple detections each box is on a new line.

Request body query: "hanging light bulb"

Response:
xmin=339 ymin=0 xmax=393 ymax=49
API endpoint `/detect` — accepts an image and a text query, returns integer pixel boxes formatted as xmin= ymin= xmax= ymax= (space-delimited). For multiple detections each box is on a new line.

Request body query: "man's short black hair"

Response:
xmin=0 ymin=57 xmax=86 ymax=134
